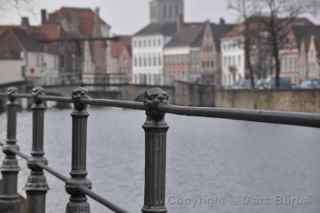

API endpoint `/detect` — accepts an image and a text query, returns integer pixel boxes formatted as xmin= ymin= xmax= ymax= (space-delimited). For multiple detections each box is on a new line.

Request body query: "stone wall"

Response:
xmin=173 ymin=81 xmax=320 ymax=113
xmin=174 ymin=81 xmax=215 ymax=106
xmin=215 ymin=89 xmax=320 ymax=113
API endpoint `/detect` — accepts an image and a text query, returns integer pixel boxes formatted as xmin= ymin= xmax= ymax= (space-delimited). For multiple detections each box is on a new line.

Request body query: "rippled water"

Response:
xmin=0 ymin=108 xmax=320 ymax=213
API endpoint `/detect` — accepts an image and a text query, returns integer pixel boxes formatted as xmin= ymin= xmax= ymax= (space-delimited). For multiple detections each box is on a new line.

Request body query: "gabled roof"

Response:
xmin=134 ymin=23 xmax=178 ymax=37
xmin=210 ymin=23 xmax=234 ymax=50
xmin=164 ymin=21 xmax=234 ymax=50
xmin=165 ymin=23 xmax=204 ymax=48
xmin=0 ymin=27 xmax=43 ymax=59
xmin=32 ymin=23 xmax=63 ymax=41
xmin=292 ymin=25 xmax=320 ymax=52
xmin=0 ymin=26 xmax=17 ymax=36
xmin=111 ymin=35 xmax=132 ymax=57
xmin=224 ymin=16 xmax=314 ymax=39
xmin=48 ymin=7 xmax=109 ymax=37
xmin=9 ymin=28 xmax=43 ymax=52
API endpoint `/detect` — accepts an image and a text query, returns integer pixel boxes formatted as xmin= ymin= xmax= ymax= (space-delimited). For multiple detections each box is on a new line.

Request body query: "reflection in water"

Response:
xmin=0 ymin=108 xmax=320 ymax=213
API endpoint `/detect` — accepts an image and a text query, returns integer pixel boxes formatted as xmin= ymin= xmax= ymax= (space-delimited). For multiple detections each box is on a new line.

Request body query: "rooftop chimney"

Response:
xmin=95 ymin=7 xmax=100 ymax=17
xmin=21 ymin=17 xmax=30 ymax=29
xmin=41 ymin=9 xmax=47 ymax=24
xmin=219 ymin=18 xmax=226 ymax=25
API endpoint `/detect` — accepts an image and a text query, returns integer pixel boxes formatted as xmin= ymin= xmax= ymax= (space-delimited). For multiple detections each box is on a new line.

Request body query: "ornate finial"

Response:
xmin=72 ymin=87 xmax=88 ymax=111
xmin=144 ymin=88 xmax=169 ymax=122
xmin=7 ymin=87 xmax=18 ymax=102
xmin=32 ymin=87 xmax=45 ymax=105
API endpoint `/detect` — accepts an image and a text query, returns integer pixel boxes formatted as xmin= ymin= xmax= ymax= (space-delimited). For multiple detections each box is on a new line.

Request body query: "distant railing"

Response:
xmin=0 ymin=87 xmax=319 ymax=213
xmin=37 ymin=73 xmax=130 ymax=87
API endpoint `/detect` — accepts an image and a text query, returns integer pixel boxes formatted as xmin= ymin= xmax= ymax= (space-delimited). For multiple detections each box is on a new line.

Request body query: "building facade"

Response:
xmin=45 ymin=7 xmax=111 ymax=83
xmin=163 ymin=24 xmax=203 ymax=84
xmin=106 ymin=36 xmax=132 ymax=82
xmin=132 ymin=23 xmax=178 ymax=85
xmin=221 ymin=34 xmax=245 ymax=87
xmin=0 ymin=27 xmax=59 ymax=85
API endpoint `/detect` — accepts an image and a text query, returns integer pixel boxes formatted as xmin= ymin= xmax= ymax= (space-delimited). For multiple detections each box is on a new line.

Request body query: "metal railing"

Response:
xmin=37 ymin=73 xmax=130 ymax=87
xmin=0 ymin=86 xmax=319 ymax=213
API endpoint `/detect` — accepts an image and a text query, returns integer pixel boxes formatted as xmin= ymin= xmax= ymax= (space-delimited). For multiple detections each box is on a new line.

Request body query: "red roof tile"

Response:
xmin=111 ymin=36 xmax=131 ymax=58
xmin=48 ymin=7 xmax=108 ymax=37
xmin=32 ymin=24 xmax=62 ymax=41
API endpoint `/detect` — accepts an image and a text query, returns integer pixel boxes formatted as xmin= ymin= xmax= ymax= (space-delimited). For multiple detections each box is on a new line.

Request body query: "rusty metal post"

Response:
xmin=142 ymin=88 xmax=169 ymax=213
xmin=66 ymin=88 xmax=91 ymax=213
xmin=0 ymin=87 xmax=21 ymax=213
xmin=25 ymin=87 xmax=49 ymax=213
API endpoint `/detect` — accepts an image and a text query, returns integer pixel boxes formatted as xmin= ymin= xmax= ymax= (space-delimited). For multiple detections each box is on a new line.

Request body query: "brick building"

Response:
xmin=106 ymin=36 xmax=132 ymax=81
xmin=163 ymin=19 xmax=233 ymax=86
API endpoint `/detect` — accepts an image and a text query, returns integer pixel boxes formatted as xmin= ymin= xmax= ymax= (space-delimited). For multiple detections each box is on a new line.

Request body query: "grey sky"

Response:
xmin=0 ymin=0 xmax=237 ymax=34
xmin=0 ymin=0 xmax=319 ymax=34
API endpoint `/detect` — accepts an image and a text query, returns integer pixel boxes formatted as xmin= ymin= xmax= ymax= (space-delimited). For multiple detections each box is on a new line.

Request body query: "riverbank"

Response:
xmin=174 ymin=81 xmax=320 ymax=113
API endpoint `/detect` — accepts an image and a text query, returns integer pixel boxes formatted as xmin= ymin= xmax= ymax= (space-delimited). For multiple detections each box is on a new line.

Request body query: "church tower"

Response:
xmin=150 ymin=0 xmax=184 ymax=23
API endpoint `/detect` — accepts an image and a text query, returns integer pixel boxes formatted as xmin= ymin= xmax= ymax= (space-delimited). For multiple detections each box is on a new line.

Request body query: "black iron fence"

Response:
xmin=0 ymin=86 xmax=319 ymax=213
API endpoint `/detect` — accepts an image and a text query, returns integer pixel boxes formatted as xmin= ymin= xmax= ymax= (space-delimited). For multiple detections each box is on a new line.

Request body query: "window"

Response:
xmin=164 ymin=5 xmax=167 ymax=17
xmin=134 ymin=57 xmax=138 ymax=67
xmin=153 ymin=56 xmax=157 ymax=66
xmin=148 ymin=56 xmax=152 ymax=67
xmin=36 ymin=54 xmax=42 ymax=67
xmin=142 ymin=57 xmax=146 ymax=67
xmin=168 ymin=5 xmax=172 ymax=17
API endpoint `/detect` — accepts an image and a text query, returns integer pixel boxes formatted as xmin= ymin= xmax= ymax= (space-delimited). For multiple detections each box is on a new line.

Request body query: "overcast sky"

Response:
xmin=0 ymin=0 xmax=319 ymax=34
xmin=0 ymin=0 xmax=237 ymax=34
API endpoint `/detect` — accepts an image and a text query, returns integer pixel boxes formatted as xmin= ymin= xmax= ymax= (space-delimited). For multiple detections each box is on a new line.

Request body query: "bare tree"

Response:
xmin=228 ymin=0 xmax=262 ymax=88
xmin=257 ymin=0 xmax=319 ymax=88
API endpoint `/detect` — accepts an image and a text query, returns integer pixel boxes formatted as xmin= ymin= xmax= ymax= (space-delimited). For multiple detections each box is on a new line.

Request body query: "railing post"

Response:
xmin=66 ymin=88 xmax=91 ymax=213
xmin=0 ymin=87 xmax=21 ymax=213
xmin=142 ymin=88 xmax=169 ymax=213
xmin=25 ymin=87 xmax=49 ymax=213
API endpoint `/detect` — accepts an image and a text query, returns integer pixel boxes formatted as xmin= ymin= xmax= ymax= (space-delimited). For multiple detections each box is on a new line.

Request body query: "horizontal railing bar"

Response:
xmin=159 ymin=105 xmax=320 ymax=128
xmin=2 ymin=92 xmax=320 ymax=128
xmin=78 ymin=186 xmax=130 ymax=213
xmin=82 ymin=98 xmax=145 ymax=110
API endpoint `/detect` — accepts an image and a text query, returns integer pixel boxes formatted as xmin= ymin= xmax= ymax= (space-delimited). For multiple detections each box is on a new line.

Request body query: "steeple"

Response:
xmin=150 ymin=0 xmax=184 ymax=24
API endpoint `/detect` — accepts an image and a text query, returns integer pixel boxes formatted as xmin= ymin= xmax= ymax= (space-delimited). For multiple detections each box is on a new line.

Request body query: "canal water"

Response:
xmin=0 ymin=108 xmax=320 ymax=213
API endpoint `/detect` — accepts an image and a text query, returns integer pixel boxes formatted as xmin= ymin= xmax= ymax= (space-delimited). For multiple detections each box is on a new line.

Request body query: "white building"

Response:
xmin=221 ymin=35 xmax=245 ymax=87
xmin=0 ymin=27 xmax=59 ymax=85
xmin=132 ymin=0 xmax=185 ymax=85
xmin=132 ymin=23 xmax=178 ymax=85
